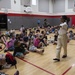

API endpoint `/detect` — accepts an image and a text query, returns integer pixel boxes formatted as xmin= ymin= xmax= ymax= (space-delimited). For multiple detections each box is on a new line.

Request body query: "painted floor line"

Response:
xmin=8 ymin=52 xmax=73 ymax=75
xmin=19 ymin=58 xmax=55 ymax=75
xmin=7 ymin=52 xmax=55 ymax=75
xmin=62 ymin=66 xmax=72 ymax=75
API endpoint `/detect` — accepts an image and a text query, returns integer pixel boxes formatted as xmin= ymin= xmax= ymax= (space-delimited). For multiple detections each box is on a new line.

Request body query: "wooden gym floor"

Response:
xmin=0 ymin=28 xmax=75 ymax=75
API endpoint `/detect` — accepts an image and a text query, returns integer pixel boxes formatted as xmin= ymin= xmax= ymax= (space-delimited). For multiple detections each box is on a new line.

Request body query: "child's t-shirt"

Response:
xmin=7 ymin=39 xmax=16 ymax=48
xmin=33 ymin=38 xmax=40 ymax=47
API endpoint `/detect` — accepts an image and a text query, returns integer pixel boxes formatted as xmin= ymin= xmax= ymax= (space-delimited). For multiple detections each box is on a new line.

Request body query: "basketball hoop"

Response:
xmin=25 ymin=7 xmax=32 ymax=13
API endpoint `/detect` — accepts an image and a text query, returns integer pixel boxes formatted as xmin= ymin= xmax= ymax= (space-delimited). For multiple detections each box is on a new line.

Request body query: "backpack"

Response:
xmin=5 ymin=53 xmax=17 ymax=69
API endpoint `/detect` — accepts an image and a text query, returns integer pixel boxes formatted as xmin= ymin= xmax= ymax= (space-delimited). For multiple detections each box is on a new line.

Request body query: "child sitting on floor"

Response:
xmin=29 ymin=39 xmax=44 ymax=55
xmin=0 ymin=54 xmax=11 ymax=70
xmin=33 ymin=35 xmax=43 ymax=48
xmin=68 ymin=30 xmax=74 ymax=40
xmin=53 ymin=30 xmax=58 ymax=45
xmin=13 ymin=40 xmax=29 ymax=58
xmin=4 ymin=36 xmax=16 ymax=52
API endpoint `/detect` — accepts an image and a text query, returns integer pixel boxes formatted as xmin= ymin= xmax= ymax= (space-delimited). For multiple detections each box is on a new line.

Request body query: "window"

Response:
xmin=32 ymin=0 xmax=36 ymax=5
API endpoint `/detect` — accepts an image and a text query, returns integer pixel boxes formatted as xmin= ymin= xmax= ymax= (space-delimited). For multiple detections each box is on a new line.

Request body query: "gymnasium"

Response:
xmin=0 ymin=0 xmax=75 ymax=75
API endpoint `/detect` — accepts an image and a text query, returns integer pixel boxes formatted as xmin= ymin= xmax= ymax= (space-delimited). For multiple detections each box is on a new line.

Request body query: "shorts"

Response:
xmin=29 ymin=46 xmax=37 ymax=51
xmin=8 ymin=46 xmax=15 ymax=51
xmin=15 ymin=52 xmax=24 ymax=57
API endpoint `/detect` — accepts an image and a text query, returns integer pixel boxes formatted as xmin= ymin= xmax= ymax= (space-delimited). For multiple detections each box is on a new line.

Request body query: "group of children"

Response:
xmin=0 ymin=22 xmax=74 ymax=73
xmin=67 ymin=30 xmax=75 ymax=40
xmin=1 ymin=24 xmax=74 ymax=56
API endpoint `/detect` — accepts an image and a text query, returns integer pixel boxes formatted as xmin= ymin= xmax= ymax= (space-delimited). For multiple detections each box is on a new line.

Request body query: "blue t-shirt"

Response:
xmin=37 ymin=20 xmax=40 ymax=24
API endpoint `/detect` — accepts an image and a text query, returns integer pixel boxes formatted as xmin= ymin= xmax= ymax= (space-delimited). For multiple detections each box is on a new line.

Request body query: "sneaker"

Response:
xmin=3 ymin=64 xmax=11 ymax=69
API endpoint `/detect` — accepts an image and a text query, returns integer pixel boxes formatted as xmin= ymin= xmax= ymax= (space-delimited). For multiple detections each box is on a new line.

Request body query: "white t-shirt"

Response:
xmin=20 ymin=27 xmax=24 ymax=32
xmin=58 ymin=22 xmax=68 ymax=35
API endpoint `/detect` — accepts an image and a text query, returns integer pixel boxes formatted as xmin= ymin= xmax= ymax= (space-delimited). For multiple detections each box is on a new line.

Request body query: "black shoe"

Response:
xmin=62 ymin=55 xmax=67 ymax=58
xmin=53 ymin=58 xmax=60 ymax=61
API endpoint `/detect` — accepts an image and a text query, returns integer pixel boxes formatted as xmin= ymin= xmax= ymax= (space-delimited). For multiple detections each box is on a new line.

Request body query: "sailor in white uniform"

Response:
xmin=53 ymin=16 xmax=70 ymax=61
